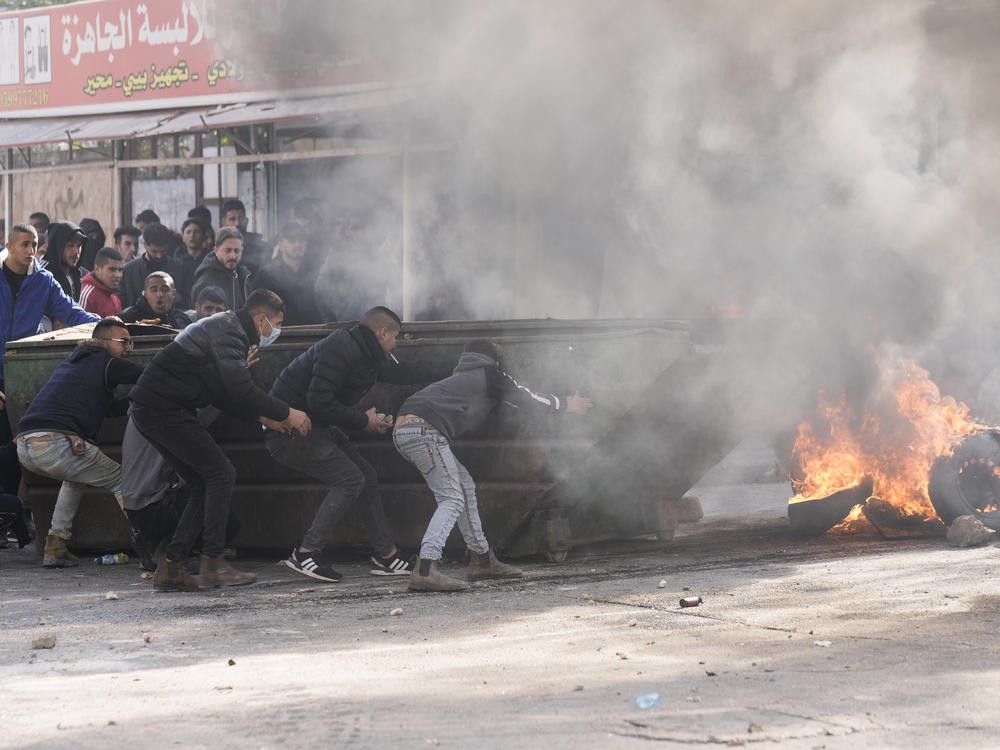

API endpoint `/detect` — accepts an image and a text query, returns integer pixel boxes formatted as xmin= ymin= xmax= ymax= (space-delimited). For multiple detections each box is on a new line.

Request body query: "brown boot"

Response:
xmin=409 ymin=556 xmax=468 ymax=592
xmin=199 ymin=554 xmax=256 ymax=587
xmin=468 ymin=548 xmax=523 ymax=581
xmin=42 ymin=534 xmax=79 ymax=568
xmin=153 ymin=557 xmax=200 ymax=592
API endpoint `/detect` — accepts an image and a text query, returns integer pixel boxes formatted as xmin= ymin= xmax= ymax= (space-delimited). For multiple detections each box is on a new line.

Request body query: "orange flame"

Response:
xmin=789 ymin=357 xmax=985 ymax=522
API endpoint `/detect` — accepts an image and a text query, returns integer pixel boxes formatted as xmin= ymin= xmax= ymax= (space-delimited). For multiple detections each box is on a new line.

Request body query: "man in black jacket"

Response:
xmin=249 ymin=222 xmax=322 ymax=325
xmin=120 ymin=223 xmax=186 ymax=308
xmin=267 ymin=306 xmax=453 ymax=582
xmin=16 ymin=318 xmax=143 ymax=567
xmin=130 ymin=289 xmax=311 ymax=591
xmin=119 ymin=271 xmax=192 ymax=329
xmin=43 ymin=220 xmax=88 ymax=302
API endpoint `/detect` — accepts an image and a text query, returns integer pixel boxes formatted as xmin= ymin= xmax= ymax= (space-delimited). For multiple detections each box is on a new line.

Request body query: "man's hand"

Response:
xmin=364 ymin=406 xmax=391 ymax=434
xmin=283 ymin=408 xmax=312 ymax=436
xmin=566 ymin=392 xmax=593 ymax=415
xmin=246 ymin=344 xmax=260 ymax=368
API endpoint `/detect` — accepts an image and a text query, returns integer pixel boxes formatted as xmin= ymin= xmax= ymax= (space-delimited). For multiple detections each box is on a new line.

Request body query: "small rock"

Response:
xmin=31 ymin=635 xmax=56 ymax=649
xmin=813 ymin=640 xmax=832 ymax=647
xmin=627 ymin=619 xmax=637 ymax=627
xmin=390 ymin=608 xmax=403 ymax=616
xmin=947 ymin=515 xmax=996 ymax=547
xmin=658 ymin=580 xmax=666 ymax=588
xmin=105 ymin=592 xmax=119 ymax=600
xmin=227 ymin=659 xmax=236 ymax=666
xmin=140 ymin=572 xmax=152 ymax=579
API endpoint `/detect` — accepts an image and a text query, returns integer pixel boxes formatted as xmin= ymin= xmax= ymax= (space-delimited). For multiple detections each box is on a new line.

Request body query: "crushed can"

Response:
xmin=679 ymin=596 xmax=703 ymax=608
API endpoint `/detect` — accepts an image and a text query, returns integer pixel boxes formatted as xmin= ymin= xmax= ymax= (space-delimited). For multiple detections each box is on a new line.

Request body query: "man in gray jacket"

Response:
xmin=393 ymin=339 xmax=592 ymax=592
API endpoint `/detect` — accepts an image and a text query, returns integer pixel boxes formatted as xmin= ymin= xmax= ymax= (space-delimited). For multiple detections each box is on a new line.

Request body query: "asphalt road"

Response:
xmin=2 ymin=437 xmax=999 ymax=749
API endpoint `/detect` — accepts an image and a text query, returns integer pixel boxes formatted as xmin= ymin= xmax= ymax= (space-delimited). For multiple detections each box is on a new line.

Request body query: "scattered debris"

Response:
xmin=748 ymin=721 xmax=764 ymax=733
xmin=705 ymin=671 xmax=717 ymax=677
xmin=31 ymin=635 xmax=56 ymax=649
xmin=580 ymin=593 xmax=592 ymax=600
xmin=213 ymin=686 xmax=233 ymax=691
xmin=635 ymin=691 xmax=660 ymax=709
xmin=679 ymin=596 xmax=703 ymax=608
xmin=227 ymin=659 xmax=236 ymax=666
xmin=144 ymin=636 xmax=151 ymax=644
xmin=627 ymin=619 xmax=637 ymax=627
xmin=813 ymin=640 xmax=832 ymax=647
xmin=105 ymin=591 xmax=119 ymax=600
xmin=657 ymin=580 xmax=666 ymax=588
xmin=390 ymin=608 xmax=403 ymax=616
xmin=946 ymin=515 xmax=997 ymax=547
xmin=108 ymin=644 xmax=115 ymax=650
xmin=573 ymin=685 xmax=584 ymax=691
xmin=293 ymin=588 xmax=315 ymax=594
xmin=687 ymin=695 xmax=702 ymax=702
xmin=140 ymin=572 xmax=152 ymax=580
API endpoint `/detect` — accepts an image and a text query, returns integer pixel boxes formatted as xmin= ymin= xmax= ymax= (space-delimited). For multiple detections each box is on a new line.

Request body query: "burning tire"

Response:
xmin=787 ymin=479 xmax=873 ymax=536
xmin=928 ymin=429 xmax=1000 ymax=527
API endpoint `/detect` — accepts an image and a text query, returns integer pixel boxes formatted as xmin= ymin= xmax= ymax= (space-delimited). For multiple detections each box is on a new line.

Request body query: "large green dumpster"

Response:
xmin=5 ymin=318 xmax=737 ymax=558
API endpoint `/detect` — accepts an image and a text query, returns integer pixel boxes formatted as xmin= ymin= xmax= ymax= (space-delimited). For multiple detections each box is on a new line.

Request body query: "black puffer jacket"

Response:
xmin=130 ymin=310 xmax=288 ymax=422
xmin=119 ymin=294 xmax=192 ymax=329
xmin=190 ymin=253 xmax=250 ymax=312
xmin=270 ymin=324 xmax=453 ymax=430
xmin=44 ymin=221 xmax=88 ymax=301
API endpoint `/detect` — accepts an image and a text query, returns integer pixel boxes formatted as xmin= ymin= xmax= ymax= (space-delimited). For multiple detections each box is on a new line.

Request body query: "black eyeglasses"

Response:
xmin=104 ymin=338 xmax=133 ymax=349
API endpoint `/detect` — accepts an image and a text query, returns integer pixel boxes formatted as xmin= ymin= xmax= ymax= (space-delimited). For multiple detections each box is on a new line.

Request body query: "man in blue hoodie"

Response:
xmin=0 ymin=223 xmax=98 ymax=386
xmin=393 ymin=340 xmax=592 ymax=592
xmin=16 ymin=317 xmax=143 ymax=567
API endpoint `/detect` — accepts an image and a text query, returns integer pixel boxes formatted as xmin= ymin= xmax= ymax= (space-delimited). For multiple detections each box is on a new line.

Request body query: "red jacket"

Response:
xmin=79 ymin=272 xmax=122 ymax=319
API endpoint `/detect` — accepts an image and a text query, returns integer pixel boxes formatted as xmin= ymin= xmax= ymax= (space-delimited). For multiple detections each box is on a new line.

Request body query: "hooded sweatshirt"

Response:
xmin=18 ymin=339 xmax=144 ymax=443
xmin=399 ymin=351 xmax=564 ymax=442
xmin=78 ymin=218 xmax=106 ymax=270
xmin=44 ymin=221 xmax=88 ymax=301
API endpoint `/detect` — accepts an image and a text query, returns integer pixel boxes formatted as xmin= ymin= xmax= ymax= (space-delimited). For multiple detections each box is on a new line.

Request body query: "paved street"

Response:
xmin=2 ymin=437 xmax=999 ymax=749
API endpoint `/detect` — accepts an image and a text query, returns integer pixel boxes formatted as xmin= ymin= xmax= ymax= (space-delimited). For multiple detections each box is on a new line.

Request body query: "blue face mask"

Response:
xmin=259 ymin=316 xmax=281 ymax=348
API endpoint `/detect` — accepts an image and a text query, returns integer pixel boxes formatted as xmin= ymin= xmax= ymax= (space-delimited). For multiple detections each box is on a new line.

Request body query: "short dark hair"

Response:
xmin=360 ymin=306 xmax=401 ymax=331
xmin=221 ymin=199 xmax=246 ymax=215
xmin=464 ymin=339 xmax=499 ymax=361
xmin=135 ymin=209 xmax=160 ymax=225
xmin=187 ymin=206 xmax=212 ymax=224
xmin=215 ymin=226 xmax=242 ymax=247
xmin=113 ymin=225 xmax=140 ymax=243
xmin=10 ymin=223 xmax=37 ymax=239
xmin=93 ymin=317 xmax=127 ymax=338
xmin=181 ymin=218 xmax=207 ymax=235
xmin=195 ymin=285 xmax=227 ymax=306
xmin=144 ymin=271 xmax=174 ymax=289
xmin=28 ymin=212 xmax=50 ymax=230
xmin=142 ymin=223 xmax=171 ymax=248
xmin=243 ymin=288 xmax=285 ymax=318
xmin=94 ymin=247 xmax=123 ymax=267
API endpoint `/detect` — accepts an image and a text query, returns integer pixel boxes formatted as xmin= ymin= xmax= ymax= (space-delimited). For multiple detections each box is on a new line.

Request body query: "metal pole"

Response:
xmin=4 ymin=149 xmax=13 ymax=240
xmin=401 ymin=115 xmax=411 ymax=321
xmin=111 ymin=139 xmax=121 ymax=230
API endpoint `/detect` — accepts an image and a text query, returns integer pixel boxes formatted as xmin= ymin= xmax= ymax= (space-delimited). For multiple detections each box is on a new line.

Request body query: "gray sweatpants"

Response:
xmin=392 ymin=422 xmax=489 ymax=560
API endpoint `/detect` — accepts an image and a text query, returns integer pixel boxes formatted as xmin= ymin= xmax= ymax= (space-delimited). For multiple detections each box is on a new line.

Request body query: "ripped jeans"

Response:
xmin=393 ymin=422 xmax=489 ymax=561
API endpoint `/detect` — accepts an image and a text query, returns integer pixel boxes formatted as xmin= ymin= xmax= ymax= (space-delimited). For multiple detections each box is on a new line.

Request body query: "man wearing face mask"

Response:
xmin=130 ymin=289 xmax=311 ymax=591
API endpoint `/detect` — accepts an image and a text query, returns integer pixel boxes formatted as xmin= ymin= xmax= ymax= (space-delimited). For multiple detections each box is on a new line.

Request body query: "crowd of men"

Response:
xmin=0 ymin=201 xmax=593 ymax=593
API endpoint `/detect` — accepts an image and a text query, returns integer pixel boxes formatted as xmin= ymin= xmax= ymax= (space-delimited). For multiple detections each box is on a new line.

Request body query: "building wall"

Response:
xmin=12 ymin=165 xmax=114 ymax=233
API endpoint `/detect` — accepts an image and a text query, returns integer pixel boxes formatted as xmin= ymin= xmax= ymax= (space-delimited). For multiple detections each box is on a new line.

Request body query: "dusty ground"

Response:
xmin=2 ymin=437 xmax=1000 ymax=749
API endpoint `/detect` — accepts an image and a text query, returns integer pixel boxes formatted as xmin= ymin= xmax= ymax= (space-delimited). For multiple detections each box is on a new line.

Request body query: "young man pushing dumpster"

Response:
xmin=394 ymin=339 xmax=593 ymax=591
xmin=130 ymin=288 xmax=311 ymax=591
xmin=266 ymin=306 xmax=453 ymax=582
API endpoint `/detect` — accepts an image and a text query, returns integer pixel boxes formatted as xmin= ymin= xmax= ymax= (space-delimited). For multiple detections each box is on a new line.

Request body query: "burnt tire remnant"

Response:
xmin=929 ymin=429 xmax=1000 ymax=528
xmin=787 ymin=478 xmax=873 ymax=537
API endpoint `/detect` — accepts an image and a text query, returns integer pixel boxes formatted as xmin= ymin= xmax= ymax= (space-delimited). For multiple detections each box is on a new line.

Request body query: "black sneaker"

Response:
xmin=369 ymin=551 xmax=414 ymax=576
xmin=282 ymin=548 xmax=342 ymax=582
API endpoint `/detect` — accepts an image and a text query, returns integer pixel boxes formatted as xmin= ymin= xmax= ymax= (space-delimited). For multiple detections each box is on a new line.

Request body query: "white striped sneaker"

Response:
xmin=369 ymin=552 xmax=414 ymax=576
xmin=282 ymin=548 xmax=342 ymax=582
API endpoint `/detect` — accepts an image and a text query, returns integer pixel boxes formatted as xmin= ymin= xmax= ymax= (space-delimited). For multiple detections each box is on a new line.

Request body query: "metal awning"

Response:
xmin=0 ymin=86 xmax=411 ymax=148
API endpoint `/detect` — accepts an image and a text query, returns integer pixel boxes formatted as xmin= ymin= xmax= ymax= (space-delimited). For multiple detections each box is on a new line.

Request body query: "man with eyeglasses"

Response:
xmin=16 ymin=317 xmax=144 ymax=567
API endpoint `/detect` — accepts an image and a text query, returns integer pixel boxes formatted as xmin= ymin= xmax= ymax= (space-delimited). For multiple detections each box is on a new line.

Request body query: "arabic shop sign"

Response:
xmin=0 ymin=0 xmax=376 ymax=118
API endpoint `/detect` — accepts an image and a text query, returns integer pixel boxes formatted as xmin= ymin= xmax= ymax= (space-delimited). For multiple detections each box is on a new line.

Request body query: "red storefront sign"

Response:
xmin=0 ymin=0 xmax=380 ymax=118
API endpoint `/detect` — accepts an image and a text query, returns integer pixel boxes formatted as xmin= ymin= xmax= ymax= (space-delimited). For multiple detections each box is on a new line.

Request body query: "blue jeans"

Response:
xmin=393 ymin=422 xmax=489 ymax=561
xmin=17 ymin=433 xmax=123 ymax=540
